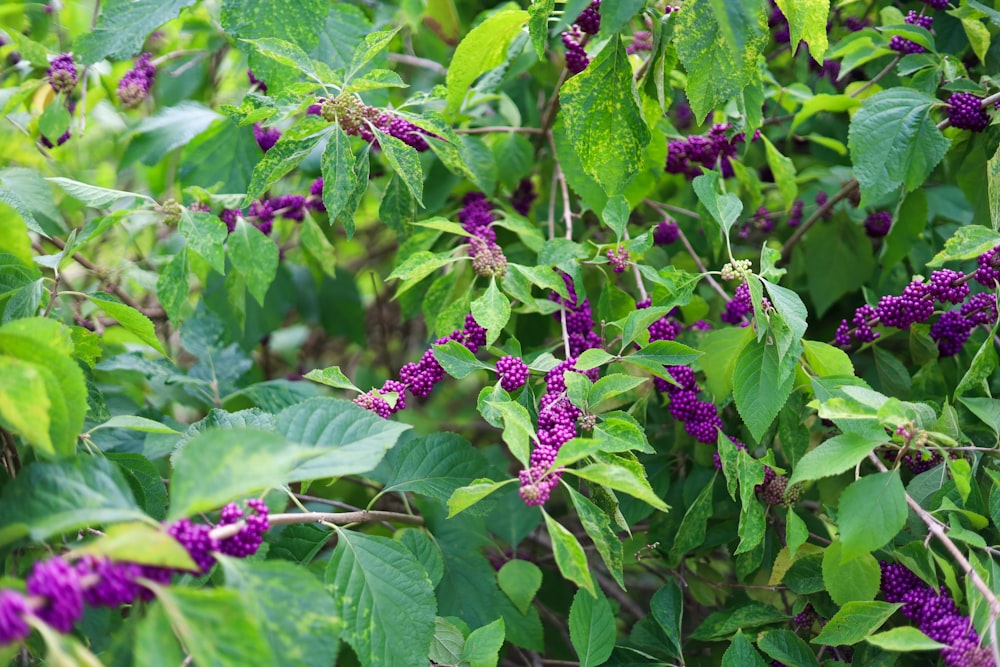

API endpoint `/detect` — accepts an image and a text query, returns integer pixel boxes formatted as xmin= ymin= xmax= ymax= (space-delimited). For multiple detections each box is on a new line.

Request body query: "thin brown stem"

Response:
xmin=779 ymin=178 xmax=858 ymax=265
xmin=456 ymin=126 xmax=545 ymax=135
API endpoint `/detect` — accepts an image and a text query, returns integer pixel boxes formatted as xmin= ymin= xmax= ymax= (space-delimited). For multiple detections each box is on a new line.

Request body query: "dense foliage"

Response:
xmin=2 ymin=0 xmax=1000 ymax=665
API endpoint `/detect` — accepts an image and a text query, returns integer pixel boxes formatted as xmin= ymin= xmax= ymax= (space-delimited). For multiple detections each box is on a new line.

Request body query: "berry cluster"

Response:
xmin=549 ymin=273 xmax=603 ymax=358
xmin=575 ymin=0 xmax=601 ymax=35
xmin=626 ymin=30 xmax=653 ymax=55
xmin=118 ymin=53 xmax=156 ymax=108
xmin=253 ymin=123 xmax=282 ymax=152
xmin=606 ymin=245 xmax=630 ymax=273
xmin=881 ymin=563 xmax=992 ymax=667
xmin=923 ymin=0 xmax=950 ymax=9
xmin=636 ymin=298 xmax=682 ymax=345
xmin=461 ymin=192 xmax=508 ymax=277
xmin=835 ymin=252 xmax=999 ymax=356
xmin=863 ymin=211 xmax=892 ymax=238
xmin=653 ymin=220 xmax=680 ymax=245
xmin=213 ymin=179 xmax=323 ymax=234
xmin=319 ymin=95 xmax=431 ymax=151
xmin=665 ymin=124 xmax=753 ymax=179
xmin=721 ymin=282 xmax=753 ymax=326
xmin=947 ymin=92 xmax=991 ymax=132
xmin=496 ymin=355 xmax=529 ymax=392
xmin=511 ymin=178 xmax=537 ymax=216
xmin=0 ymin=500 xmax=269 ymax=647
xmin=889 ymin=12 xmax=933 ymax=55
xmin=561 ymin=25 xmax=590 ymax=75
xmin=755 ymin=466 xmax=800 ymax=506
xmin=47 ymin=53 xmax=78 ymax=94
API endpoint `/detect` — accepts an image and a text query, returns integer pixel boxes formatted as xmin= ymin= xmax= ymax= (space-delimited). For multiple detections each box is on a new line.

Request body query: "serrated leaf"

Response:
xmin=565 ymin=486 xmax=625 ymax=589
xmin=47 ymin=177 xmax=153 ymax=207
xmin=243 ymin=121 xmax=327 ymax=204
xmin=761 ymin=136 xmax=798 ymax=209
xmin=446 ymin=10 xmax=529 ymax=112
xmin=527 ymin=0 xmax=554 ymax=59
xmin=348 ymin=27 xmax=400 ymax=79
xmin=558 ymin=36 xmax=651 ymax=196
xmin=757 ymin=629 xmax=820 ymax=667
xmin=370 ymin=126 xmax=424 ymax=206
xmin=303 ymin=366 xmax=360 ymax=392
xmin=0 ymin=357 xmax=52 ymax=454
xmin=325 ymin=531 xmax=436 ymax=667
xmin=774 ymin=0 xmax=830 ymax=62
xmin=928 ymin=225 xmax=1000 ymax=266
xmin=228 ymin=218 xmax=279 ymax=306
xmin=671 ymin=475 xmax=716 ymax=561
xmin=543 ymin=510 xmax=596 ymax=596
xmin=838 ymin=470 xmax=907 ymax=561
xmin=822 ymin=541 xmax=881 ymax=605
xmin=157 ymin=247 xmax=189 ymax=323
xmin=733 ymin=339 xmax=796 ymax=443
xmin=569 ymin=589 xmax=615 ymax=667
xmin=179 ymin=210 xmax=227 ymax=275
xmin=487 ymin=398 xmax=535 ymax=466
xmin=76 ymin=0 xmax=198 ymax=63
xmin=463 ymin=617 xmax=505 ymax=667
xmin=848 ymin=88 xmax=951 ymax=206
xmin=693 ymin=171 xmax=743 ymax=241
xmin=447 ymin=478 xmax=515 ymax=517
xmin=723 ymin=630 xmax=770 ymax=667
xmin=380 ymin=432 xmax=488 ymax=504
xmin=91 ymin=415 xmax=180 ymax=434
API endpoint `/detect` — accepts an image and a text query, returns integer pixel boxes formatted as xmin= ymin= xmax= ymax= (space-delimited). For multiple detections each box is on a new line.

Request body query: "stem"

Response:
xmin=387 ymin=52 xmax=447 ymax=75
xmin=456 ymin=126 xmax=545 ymax=135
xmin=850 ymin=55 xmax=901 ymax=99
xmin=778 ymin=178 xmax=858 ymax=265
xmin=209 ymin=510 xmax=423 ymax=540
xmin=624 ymin=228 xmax=648 ymax=303
xmin=645 ymin=200 xmax=731 ymax=302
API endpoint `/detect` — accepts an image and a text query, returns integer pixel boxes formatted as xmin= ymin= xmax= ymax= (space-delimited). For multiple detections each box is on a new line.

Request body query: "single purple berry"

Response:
xmin=864 ymin=211 xmax=892 ymax=238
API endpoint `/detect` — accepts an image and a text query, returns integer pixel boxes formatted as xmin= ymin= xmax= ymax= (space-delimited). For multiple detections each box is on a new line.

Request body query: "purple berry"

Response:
xmin=575 ymin=0 xmax=601 ymax=35
xmin=253 ymin=123 xmax=281 ymax=152
xmin=47 ymin=53 xmax=78 ymax=94
xmin=974 ymin=246 xmax=1000 ymax=288
xmin=561 ymin=25 xmax=590 ymax=74
xmin=606 ymin=245 xmax=630 ymax=273
xmin=930 ymin=310 xmax=974 ymax=357
xmin=0 ymin=591 xmax=31 ymax=645
xmin=653 ymin=220 xmax=680 ymax=245
xmin=511 ymin=178 xmax=536 ymax=216
xmin=864 ymin=211 xmax=892 ymax=238
xmin=961 ymin=292 xmax=998 ymax=325
xmin=167 ymin=519 xmax=220 ymax=574
xmin=26 ymin=557 xmax=84 ymax=633
xmin=928 ymin=269 xmax=970 ymax=304
xmin=496 ymin=356 xmax=529 ymax=392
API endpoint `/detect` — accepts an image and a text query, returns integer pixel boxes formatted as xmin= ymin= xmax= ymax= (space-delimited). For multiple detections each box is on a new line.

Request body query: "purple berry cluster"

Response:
xmin=627 ymin=30 xmax=653 ymax=55
xmin=721 ymin=282 xmax=753 ymax=325
xmin=253 ymin=123 xmax=282 ymax=152
xmin=864 ymin=211 xmax=892 ymax=238
xmin=118 ymin=53 xmax=156 ymax=108
xmin=461 ymin=192 xmax=508 ymax=277
xmin=889 ymin=12 xmax=933 ymax=55
xmin=659 ymin=365 xmax=726 ymax=445
xmin=248 ymin=69 xmax=268 ymax=94
xmin=0 ymin=500 xmax=269 ymax=647
xmin=496 ymin=355 xmax=529 ymax=392
xmin=947 ymin=92 xmax=991 ymax=132
xmin=320 ymin=95 xmax=431 ymax=151
xmin=511 ymin=178 xmax=537 ymax=216
xmin=653 ymin=220 xmax=679 ymax=245
xmin=561 ymin=25 xmax=590 ymax=75
xmin=923 ymin=0 xmax=950 ymax=9
xmin=575 ymin=0 xmax=601 ymax=35
xmin=636 ymin=298 xmax=682 ymax=345
xmin=665 ymin=124 xmax=750 ymax=179
xmin=738 ymin=206 xmax=775 ymax=239
xmin=47 ymin=53 xmax=78 ymax=94
xmin=549 ymin=273 xmax=603 ymax=358
xmin=606 ymin=245 xmax=630 ymax=273
xmin=213 ymin=180 xmax=323 ymax=234
xmin=881 ymin=562 xmax=993 ymax=667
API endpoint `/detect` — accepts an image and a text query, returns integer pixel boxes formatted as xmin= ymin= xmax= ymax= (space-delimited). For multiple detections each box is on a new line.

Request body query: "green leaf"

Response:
xmin=0 ymin=186 xmax=44 ymax=236
xmin=723 ymin=630 xmax=770 ymax=667
xmin=221 ymin=558 xmax=339 ymax=667
xmin=240 ymin=37 xmax=320 ymax=82
xmin=690 ymin=601 xmax=788 ymax=641
xmin=791 ymin=94 xmax=860 ymax=133
xmin=802 ymin=339 xmax=854 ymax=377
xmin=671 ymin=475 xmax=716 ymax=561
xmin=47 ymin=177 xmax=152 ymax=208
xmin=303 ymin=366 xmax=360 ymax=392
xmin=488 ymin=398 xmax=535 ymax=466
xmin=471 ymin=277 xmax=511 ymax=347
xmin=693 ymin=171 xmax=744 ymax=241
xmin=569 ymin=463 xmax=670 ymax=512
xmin=347 ymin=26 xmax=400 ymax=79
xmin=228 ymin=218 xmax=279 ymax=306
xmin=774 ymin=0 xmax=830 ymax=62
xmin=761 ymin=136 xmax=798 ymax=208
xmin=76 ymin=0 xmax=198 ymax=63
xmin=430 ymin=617 xmax=465 ymax=666
xmin=733 ymin=339 xmax=796 ymax=443
xmin=0 ymin=356 xmax=52 ymax=454
xmin=788 ymin=432 xmax=883 ymax=486
xmin=542 ymin=510 xmax=596 ymax=596
xmin=955 ymin=316 xmax=1000 ymax=397
xmin=320 ymin=124 xmax=356 ymax=227
xmin=786 ymin=509 xmax=808 ymax=560
xmin=445 ymin=10 xmax=529 ymax=113
xmin=589 ymin=373 xmax=646 ymax=409
xmin=592 ymin=412 xmax=655 ymax=455
xmin=804 ymin=220 xmax=876 ymax=316
xmin=575 ymin=348 xmax=614 ymax=371
xmin=927 ymin=224 xmax=1000 ymax=266
xmin=434 ymin=340 xmax=492 ymax=379
xmin=91 ymin=415 xmax=180 ymax=435
xmin=848 ymin=88 xmax=951 ymax=206
xmin=619 ymin=306 xmax=671 ymax=349
xmin=76 ymin=522 xmax=192 ymax=568
xmin=959 ymin=397 xmax=1000 ymax=435
xmin=675 ymin=0 xmax=768 ymax=120
xmin=179 ymin=210 xmax=227 ymax=275
xmin=276 ymin=397 xmax=411 ymax=481
xmin=464 ymin=617 xmax=505 ymax=667
xmin=243 ymin=120 xmax=327 ymax=204
xmin=866 ymin=627 xmax=947 ymax=652
xmin=370 ymin=126 xmax=424 ymax=206
xmin=85 ymin=292 xmax=166 ymax=356
xmin=527 ymin=0 xmax=554 ymax=59
xmin=145 ymin=583 xmax=275 ymax=667
xmin=558 ymin=35 xmax=651 ymax=196
xmin=822 ymin=541 xmax=881 ymax=605
xmin=603 ymin=195 xmax=630 ymax=241
xmin=123 ymin=103 xmax=222 ymax=167
xmin=0 ymin=456 xmax=145 ymax=547
xmin=650 ymin=582 xmax=684 ymax=658
xmin=380 ymin=432 xmax=488 ymax=504
xmin=447 ymin=478 xmax=516 ymax=517
xmin=988 ymin=142 xmax=1000 ymax=232
xmin=811 ymin=601 xmax=901 ymax=646
xmin=569 ymin=588 xmax=616 ymax=667
xmin=757 ymin=629 xmax=820 ymax=667
xmin=388 ymin=250 xmax=458 ymax=297
xmin=39 ymin=101 xmax=71 ymax=143
xmin=498 ymin=560 xmax=543 ymax=615
xmin=838 ymin=470 xmax=907 ymax=561
xmin=157 ymin=248 xmax=189 ymax=323
xmin=325 ymin=531 xmax=436 ymax=667
xmin=565 ymin=485 xmax=625 ymax=589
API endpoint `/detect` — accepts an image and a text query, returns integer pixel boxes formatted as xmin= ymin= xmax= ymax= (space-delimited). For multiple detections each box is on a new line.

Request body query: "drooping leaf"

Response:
xmin=774 ymin=0 xmax=830 ymax=62
xmin=838 ymin=470 xmax=907 ymax=561
xmin=498 ymin=560 xmax=543 ymax=615
xmin=811 ymin=601 xmax=901 ymax=646
xmin=568 ymin=589 xmax=616 ymax=667
xmin=733 ymin=338 xmax=797 ymax=443
xmin=542 ymin=510 xmax=596 ymax=596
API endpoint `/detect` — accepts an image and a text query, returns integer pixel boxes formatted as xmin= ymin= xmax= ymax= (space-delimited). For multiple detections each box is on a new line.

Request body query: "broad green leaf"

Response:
xmin=650 ymin=582 xmax=684 ymax=658
xmin=320 ymin=124 xmax=356 ymax=227
xmin=603 ymin=195 xmax=630 ymax=241
xmin=243 ymin=120 xmax=328 ymax=204
xmin=380 ymin=432 xmax=488 ymax=504
xmin=0 ymin=456 xmax=145 ymax=546
xmin=671 ymin=475 xmax=716 ymax=561
xmin=803 ymin=219 xmax=876 ymax=317
xmin=445 ymin=10 xmax=529 ymax=112
xmin=989 ymin=142 xmax=1000 ymax=231
xmin=303 ymin=366 xmax=360 ymax=392
xmin=761 ymin=136 xmax=798 ymax=208
xmin=690 ymin=601 xmax=788 ymax=641
xmin=145 ymin=583 xmax=274 ymax=667
xmin=39 ymin=101 xmax=71 ymax=143
xmin=325 ymin=531 xmax=436 ymax=667
xmin=463 ymin=618 xmax=505 ymax=667
xmin=370 ymin=126 xmax=424 ymax=205
xmin=791 ymin=93 xmax=860 ymax=132
xmin=570 ymin=463 xmax=670 ymax=511
xmin=723 ymin=630 xmax=769 ymax=667
xmin=558 ymin=35 xmax=651 ymax=196
xmin=179 ymin=210 xmax=227 ymax=275
xmin=733 ymin=339 xmax=796 ymax=443
xmin=822 ymin=541 xmax=881 ymax=605
xmin=85 ymin=292 xmax=166 ymax=356
xmin=76 ymin=522 xmax=195 ymax=569
xmin=527 ymin=0 xmax=554 ymax=59
xmin=228 ymin=218 xmax=279 ymax=306
xmin=76 ymin=0 xmax=198 ymax=63
xmin=542 ymin=510 xmax=596 ymax=596
xmin=447 ymin=478 xmax=516 ymax=517
xmin=221 ymin=558 xmax=340 ymax=667
xmin=619 ymin=306 xmax=671 ymax=349
xmin=0 ymin=186 xmax=44 ymax=237
xmin=866 ymin=627 xmax=946 ymax=651
xmin=589 ymin=373 xmax=646 ymax=408
xmin=848 ymin=88 xmax=951 ymax=206
xmin=838 ymin=470 xmax=907 ymax=561
xmin=927 ymin=224 xmax=1000 ymax=266
xmin=593 ymin=412 xmax=655 ymax=455
xmin=240 ymin=37 xmax=319 ymax=82
xmin=397 ymin=529 xmax=445 ymax=587
xmin=569 ymin=589 xmax=615 ymax=667
xmin=0 ymin=356 xmax=52 ymax=455
xmin=757 ymin=629 xmax=820 ymax=667
xmin=123 ymin=102 xmax=222 ymax=167
xmin=774 ymin=0 xmax=829 ymax=62
xmin=565 ymin=485 xmax=625 ymax=589
xmin=786 ymin=509 xmax=808 ymax=560
xmin=498 ymin=560 xmax=543 ymax=615
xmin=434 ymin=340 xmax=492 ymax=379
xmin=959 ymin=396 xmax=1000 ymax=435
xmin=801 ymin=339 xmax=854 ymax=377
xmin=955 ymin=317 xmax=1000 ymax=397
xmin=693 ymin=171 xmax=743 ymax=241
xmin=471 ymin=278 xmax=511 ymax=347
xmin=575 ymin=348 xmax=614 ymax=371
xmin=811 ymin=601 xmax=901 ymax=646
xmin=276 ymin=397 xmax=412 ymax=481
xmin=430 ymin=618 xmax=465 ymax=666
xmin=788 ymin=432 xmax=883 ymax=486
xmin=347 ymin=27 xmax=400 ymax=79
xmin=157 ymin=247 xmax=189 ymax=323
xmin=91 ymin=415 xmax=180 ymax=434
xmin=47 ymin=177 xmax=153 ymax=207
xmin=675 ymin=0 xmax=768 ymax=120
xmin=487 ymin=398 xmax=535 ymax=466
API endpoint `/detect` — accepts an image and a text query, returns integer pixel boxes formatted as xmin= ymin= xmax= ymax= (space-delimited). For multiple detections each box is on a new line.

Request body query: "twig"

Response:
xmin=209 ymin=510 xmax=423 ymax=541
xmin=387 ymin=52 xmax=447 ymax=75
xmin=778 ymin=178 xmax=858 ymax=265
xmin=645 ymin=200 xmax=730 ymax=302
xmin=849 ymin=55 xmax=901 ymax=99
xmin=456 ymin=126 xmax=545 ymax=135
